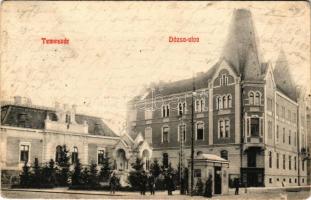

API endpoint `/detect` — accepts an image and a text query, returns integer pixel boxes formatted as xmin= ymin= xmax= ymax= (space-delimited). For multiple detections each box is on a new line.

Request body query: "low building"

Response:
xmin=0 ymin=97 xmax=152 ymax=186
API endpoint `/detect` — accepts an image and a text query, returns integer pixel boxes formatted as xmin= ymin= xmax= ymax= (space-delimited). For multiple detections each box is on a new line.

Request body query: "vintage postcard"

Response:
xmin=0 ymin=1 xmax=310 ymax=199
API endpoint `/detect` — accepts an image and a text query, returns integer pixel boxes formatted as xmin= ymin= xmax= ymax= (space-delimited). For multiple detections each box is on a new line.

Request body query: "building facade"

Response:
xmin=0 ymin=96 xmax=152 ymax=186
xmin=127 ymin=9 xmax=309 ymax=188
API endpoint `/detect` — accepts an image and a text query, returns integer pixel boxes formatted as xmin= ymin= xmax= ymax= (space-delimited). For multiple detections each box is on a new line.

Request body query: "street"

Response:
xmin=1 ymin=189 xmax=310 ymax=200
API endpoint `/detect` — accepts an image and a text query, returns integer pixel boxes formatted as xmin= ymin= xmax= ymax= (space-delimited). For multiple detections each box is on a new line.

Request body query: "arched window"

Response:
xmin=178 ymin=102 xmax=186 ymax=115
xmin=65 ymin=113 xmax=71 ymax=123
xmin=178 ymin=103 xmax=183 ymax=115
xmin=72 ymin=146 xmax=78 ymax=164
xmin=196 ymin=122 xmax=204 ymax=140
xmin=228 ymin=94 xmax=232 ymax=108
xmin=219 ymin=97 xmax=223 ymax=109
xmin=142 ymin=150 xmax=150 ymax=170
xmin=97 ymin=149 xmax=105 ymax=165
xmin=197 ymin=151 xmax=203 ymax=156
xmin=55 ymin=145 xmax=63 ymax=163
xmin=166 ymin=105 xmax=170 ymax=116
xmin=249 ymin=92 xmax=254 ymax=105
xmin=223 ymin=96 xmax=227 ymax=109
xmin=255 ymin=92 xmax=261 ymax=105
xmin=220 ymin=150 xmax=228 ymax=160
xmin=162 ymin=105 xmax=170 ymax=117
xmin=216 ymin=96 xmax=220 ymax=110
xmin=269 ymin=151 xmax=272 ymax=168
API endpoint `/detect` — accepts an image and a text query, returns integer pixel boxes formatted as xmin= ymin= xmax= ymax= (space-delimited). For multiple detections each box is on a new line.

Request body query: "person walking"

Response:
xmin=140 ymin=171 xmax=147 ymax=195
xmin=148 ymin=174 xmax=156 ymax=195
xmin=204 ymin=174 xmax=213 ymax=198
xmin=234 ymin=178 xmax=240 ymax=195
xmin=167 ymin=174 xmax=174 ymax=195
xmin=110 ymin=173 xmax=117 ymax=194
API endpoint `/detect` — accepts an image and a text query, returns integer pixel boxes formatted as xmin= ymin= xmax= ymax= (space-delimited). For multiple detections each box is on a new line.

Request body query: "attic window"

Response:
xmin=94 ymin=123 xmax=101 ymax=134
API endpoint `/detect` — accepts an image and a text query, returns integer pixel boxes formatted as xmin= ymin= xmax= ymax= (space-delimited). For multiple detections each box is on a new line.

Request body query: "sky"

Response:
xmin=1 ymin=1 xmax=310 ymax=134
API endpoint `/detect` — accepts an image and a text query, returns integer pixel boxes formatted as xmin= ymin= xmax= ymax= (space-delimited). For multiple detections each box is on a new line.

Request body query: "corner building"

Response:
xmin=127 ymin=9 xmax=309 ymax=188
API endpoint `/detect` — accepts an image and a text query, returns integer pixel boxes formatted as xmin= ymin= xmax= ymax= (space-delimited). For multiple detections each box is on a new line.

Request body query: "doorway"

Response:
xmin=214 ymin=166 xmax=222 ymax=194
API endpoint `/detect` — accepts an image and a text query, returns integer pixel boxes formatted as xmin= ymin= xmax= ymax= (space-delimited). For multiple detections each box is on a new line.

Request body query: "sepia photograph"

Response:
xmin=0 ymin=1 xmax=310 ymax=199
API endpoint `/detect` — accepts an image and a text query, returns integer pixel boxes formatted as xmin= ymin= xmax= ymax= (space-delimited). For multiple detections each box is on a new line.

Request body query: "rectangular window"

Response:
xmin=98 ymin=150 xmax=105 ymax=165
xmin=276 ymin=125 xmax=279 ymax=142
xmin=247 ymin=151 xmax=256 ymax=167
xmin=196 ymin=123 xmax=204 ymax=140
xmin=20 ymin=144 xmax=30 ymax=163
xmin=276 ymin=153 xmax=279 ymax=169
xmin=294 ymin=156 xmax=297 ymax=170
xmin=163 ymin=127 xmax=169 ymax=143
xmin=283 ymin=154 xmax=286 ymax=170
xmin=225 ymin=120 xmax=230 ymax=138
xmin=178 ymin=124 xmax=186 ymax=142
xmin=282 ymin=107 xmax=285 ymax=118
xmin=251 ymin=118 xmax=259 ymax=137
xmin=194 ymin=169 xmax=201 ymax=177
xmin=219 ymin=120 xmax=224 ymax=138
xmin=289 ymin=155 xmax=291 ymax=170
xmin=283 ymin=128 xmax=286 ymax=143
xmin=268 ymin=121 xmax=272 ymax=139
xmin=71 ymin=147 xmax=78 ymax=164
xmin=287 ymin=110 xmax=291 ymax=121
xmin=267 ymin=98 xmax=272 ymax=111
xmin=289 ymin=130 xmax=291 ymax=145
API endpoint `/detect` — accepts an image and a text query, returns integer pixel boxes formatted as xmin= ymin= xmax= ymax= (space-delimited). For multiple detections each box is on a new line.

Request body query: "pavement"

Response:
xmin=1 ymin=186 xmax=310 ymax=200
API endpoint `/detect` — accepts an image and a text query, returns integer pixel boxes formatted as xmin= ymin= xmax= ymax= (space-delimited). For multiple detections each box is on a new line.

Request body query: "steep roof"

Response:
xmin=222 ymin=9 xmax=262 ymax=80
xmin=0 ymin=104 xmax=118 ymax=137
xmin=142 ymin=62 xmax=219 ymax=99
xmin=273 ymin=50 xmax=297 ymax=100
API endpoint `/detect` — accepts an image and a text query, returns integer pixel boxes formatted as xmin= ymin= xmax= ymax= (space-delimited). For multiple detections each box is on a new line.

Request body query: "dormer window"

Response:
xmin=65 ymin=113 xmax=71 ymax=123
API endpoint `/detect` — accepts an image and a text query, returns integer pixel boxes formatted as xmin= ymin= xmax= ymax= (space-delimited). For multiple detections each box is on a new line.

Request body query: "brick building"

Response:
xmin=127 ymin=9 xmax=309 ymax=188
xmin=0 ymin=96 xmax=152 ymax=186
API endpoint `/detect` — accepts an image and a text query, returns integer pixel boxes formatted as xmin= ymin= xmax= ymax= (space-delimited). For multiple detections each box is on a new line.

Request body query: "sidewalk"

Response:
xmin=2 ymin=185 xmax=310 ymax=196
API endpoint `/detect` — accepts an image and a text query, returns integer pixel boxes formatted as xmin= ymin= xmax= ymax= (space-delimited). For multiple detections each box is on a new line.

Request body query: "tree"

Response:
xmin=20 ymin=161 xmax=31 ymax=187
xmin=47 ymin=159 xmax=57 ymax=186
xmin=99 ymin=157 xmax=112 ymax=182
xmin=150 ymin=159 xmax=161 ymax=178
xmin=71 ymin=159 xmax=83 ymax=186
xmin=81 ymin=167 xmax=90 ymax=186
xmin=128 ymin=158 xmax=144 ymax=190
xmin=89 ymin=162 xmax=99 ymax=188
xmin=32 ymin=158 xmax=41 ymax=188
xmin=56 ymin=145 xmax=71 ymax=186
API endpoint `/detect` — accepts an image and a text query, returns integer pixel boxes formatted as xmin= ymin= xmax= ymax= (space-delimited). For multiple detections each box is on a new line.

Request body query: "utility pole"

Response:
xmin=179 ymin=114 xmax=184 ymax=194
xmin=190 ymin=75 xmax=196 ymax=196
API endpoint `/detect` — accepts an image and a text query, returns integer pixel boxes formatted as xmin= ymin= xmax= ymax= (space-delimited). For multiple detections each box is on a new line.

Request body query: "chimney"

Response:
xmin=14 ymin=96 xmax=22 ymax=104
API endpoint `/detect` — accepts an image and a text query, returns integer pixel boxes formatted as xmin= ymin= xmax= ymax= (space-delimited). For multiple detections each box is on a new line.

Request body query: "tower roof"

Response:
xmin=222 ymin=9 xmax=262 ymax=80
xmin=273 ymin=50 xmax=297 ymax=100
